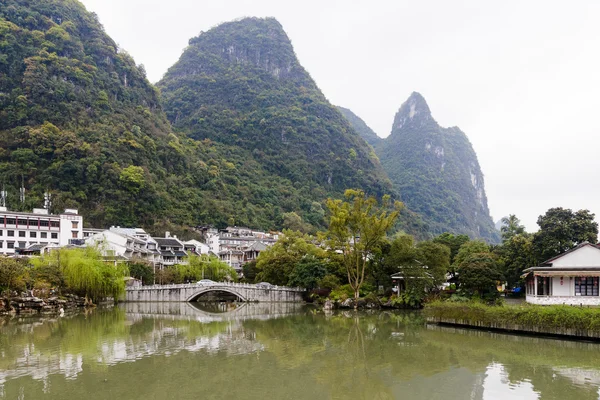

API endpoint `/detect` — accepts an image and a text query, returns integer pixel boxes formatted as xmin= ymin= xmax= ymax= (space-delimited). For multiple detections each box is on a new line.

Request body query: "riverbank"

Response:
xmin=0 ymin=294 xmax=97 ymax=315
xmin=425 ymin=301 xmax=600 ymax=340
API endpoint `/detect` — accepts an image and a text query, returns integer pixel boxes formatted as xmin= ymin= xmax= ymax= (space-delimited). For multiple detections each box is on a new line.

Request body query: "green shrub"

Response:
xmin=329 ymin=284 xmax=354 ymax=301
xmin=425 ymin=301 xmax=600 ymax=331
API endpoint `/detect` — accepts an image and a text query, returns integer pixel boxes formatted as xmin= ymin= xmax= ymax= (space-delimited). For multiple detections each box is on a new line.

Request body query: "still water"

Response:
xmin=1 ymin=303 xmax=600 ymax=400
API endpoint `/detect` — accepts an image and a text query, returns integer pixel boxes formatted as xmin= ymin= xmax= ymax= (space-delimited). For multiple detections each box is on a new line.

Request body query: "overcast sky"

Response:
xmin=81 ymin=0 xmax=600 ymax=232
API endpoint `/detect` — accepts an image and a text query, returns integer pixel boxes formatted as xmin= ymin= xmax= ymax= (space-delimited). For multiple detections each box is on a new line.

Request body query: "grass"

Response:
xmin=425 ymin=301 xmax=600 ymax=331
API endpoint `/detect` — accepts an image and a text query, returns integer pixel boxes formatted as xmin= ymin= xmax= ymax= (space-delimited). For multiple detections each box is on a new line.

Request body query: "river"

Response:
xmin=1 ymin=303 xmax=600 ymax=399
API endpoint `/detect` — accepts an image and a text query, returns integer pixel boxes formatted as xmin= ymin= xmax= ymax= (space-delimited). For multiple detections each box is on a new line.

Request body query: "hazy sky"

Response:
xmin=81 ymin=0 xmax=600 ymax=232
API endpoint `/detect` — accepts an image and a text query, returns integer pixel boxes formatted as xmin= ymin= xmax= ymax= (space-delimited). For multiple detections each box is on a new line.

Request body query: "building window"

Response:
xmin=536 ymin=276 xmax=551 ymax=296
xmin=30 ymin=232 xmax=37 ymax=238
xmin=40 ymin=220 xmax=49 ymax=227
xmin=72 ymin=221 xmax=79 ymax=229
xmin=50 ymin=221 xmax=60 ymax=228
xmin=7 ymin=230 xmax=14 ymax=237
xmin=41 ymin=232 xmax=47 ymax=239
xmin=7 ymin=242 xmax=14 ymax=249
xmin=18 ymin=231 xmax=26 ymax=237
xmin=0 ymin=242 xmax=3 ymax=248
xmin=72 ymin=231 xmax=78 ymax=239
xmin=51 ymin=233 xmax=58 ymax=239
xmin=575 ymin=277 xmax=599 ymax=296
xmin=6 ymin=218 xmax=16 ymax=225
xmin=0 ymin=230 xmax=2 ymax=236
xmin=17 ymin=218 xmax=27 ymax=226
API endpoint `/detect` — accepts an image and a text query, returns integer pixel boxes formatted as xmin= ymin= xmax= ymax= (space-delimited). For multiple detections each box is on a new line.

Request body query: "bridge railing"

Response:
xmin=126 ymin=282 xmax=305 ymax=292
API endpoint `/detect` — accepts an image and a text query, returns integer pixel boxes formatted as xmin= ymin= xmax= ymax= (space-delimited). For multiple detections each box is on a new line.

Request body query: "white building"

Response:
xmin=0 ymin=207 xmax=83 ymax=256
xmin=184 ymin=239 xmax=210 ymax=256
xmin=524 ymin=242 xmax=600 ymax=306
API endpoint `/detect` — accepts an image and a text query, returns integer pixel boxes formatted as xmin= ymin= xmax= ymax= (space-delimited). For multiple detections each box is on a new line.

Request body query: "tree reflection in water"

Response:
xmin=0 ymin=305 xmax=599 ymax=399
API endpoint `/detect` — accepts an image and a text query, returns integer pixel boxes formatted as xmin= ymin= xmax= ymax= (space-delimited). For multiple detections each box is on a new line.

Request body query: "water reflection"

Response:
xmin=0 ymin=305 xmax=599 ymax=399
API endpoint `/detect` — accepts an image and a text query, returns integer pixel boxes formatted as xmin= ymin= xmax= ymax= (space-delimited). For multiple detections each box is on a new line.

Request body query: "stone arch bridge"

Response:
xmin=125 ymin=282 xmax=305 ymax=303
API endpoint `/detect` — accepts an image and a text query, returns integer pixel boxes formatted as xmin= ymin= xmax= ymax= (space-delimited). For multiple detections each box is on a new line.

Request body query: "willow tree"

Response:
xmin=31 ymin=247 xmax=128 ymax=304
xmin=174 ymin=254 xmax=238 ymax=283
xmin=323 ymin=189 xmax=402 ymax=302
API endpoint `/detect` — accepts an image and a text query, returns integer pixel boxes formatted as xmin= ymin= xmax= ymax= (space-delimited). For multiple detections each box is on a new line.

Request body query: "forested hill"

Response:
xmin=336 ymin=107 xmax=381 ymax=147
xmin=0 ymin=3 xmax=400 ymax=235
xmin=0 ymin=2 xmax=328 ymax=232
xmin=157 ymin=17 xmax=400 ymax=229
xmin=375 ymin=92 xmax=499 ymax=242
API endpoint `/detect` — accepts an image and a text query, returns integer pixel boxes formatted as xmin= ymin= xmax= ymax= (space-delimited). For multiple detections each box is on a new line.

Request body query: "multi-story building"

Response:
xmin=0 ymin=207 xmax=83 ymax=256
xmin=153 ymin=233 xmax=188 ymax=266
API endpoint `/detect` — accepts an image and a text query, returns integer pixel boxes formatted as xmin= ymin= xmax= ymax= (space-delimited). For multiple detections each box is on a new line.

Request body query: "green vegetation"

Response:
xmin=0 ymin=2 xmax=408 ymax=236
xmin=341 ymin=93 xmax=499 ymax=242
xmin=532 ymin=207 xmax=598 ymax=262
xmin=425 ymin=301 xmax=600 ymax=332
xmin=323 ymin=189 xmax=401 ymax=301
xmin=254 ymin=230 xmax=334 ymax=286
xmin=156 ymin=16 xmax=400 ymax=233
xmin=31 ymin=247 xmax=128 ymax=302
xmin=155 ymin=254 xmax=237 ymax=284
xmin=336 ymin=106 xmax=381 ymax=147
xmin=0 ymin=257 xmax=26 ymax=293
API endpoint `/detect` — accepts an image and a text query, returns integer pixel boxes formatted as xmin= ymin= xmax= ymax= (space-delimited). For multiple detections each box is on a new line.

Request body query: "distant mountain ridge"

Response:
xmin=340 ymin=93 xmax=499 ymax=242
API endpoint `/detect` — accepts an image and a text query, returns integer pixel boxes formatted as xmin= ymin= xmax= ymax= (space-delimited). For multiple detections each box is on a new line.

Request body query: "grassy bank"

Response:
xmin=425 ymin=301 xmax=600 ymax=332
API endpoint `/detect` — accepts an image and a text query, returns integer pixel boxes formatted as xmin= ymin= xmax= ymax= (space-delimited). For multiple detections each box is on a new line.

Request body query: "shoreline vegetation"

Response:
xmin=425 ymin=301 xmax=600 ymax=340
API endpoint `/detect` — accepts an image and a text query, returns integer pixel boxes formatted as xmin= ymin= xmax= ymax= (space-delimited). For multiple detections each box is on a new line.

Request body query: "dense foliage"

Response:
xmin=31 ymin=247 xmax=128 ymax=302
xmin=341 ymin=93 xmax=500 ymax=242
xmin=0 ymin=3 xmax=398 ymax=234
xmin=425 ymin=301 xmax=600 ymax=331
xmin=157 ymin=17 xmax=401 ymax=233
xmin=532 ymin=207 xmax=598 ymax=262
xmin=323 ymin=190 xmax=401 ymax=300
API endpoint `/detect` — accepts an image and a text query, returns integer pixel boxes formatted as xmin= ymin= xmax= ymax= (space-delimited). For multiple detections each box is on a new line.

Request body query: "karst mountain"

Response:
xmin=340 ymin=93 xmax=499 ymax=242
xmin=0 ymin=0 xmax=498 ymax=240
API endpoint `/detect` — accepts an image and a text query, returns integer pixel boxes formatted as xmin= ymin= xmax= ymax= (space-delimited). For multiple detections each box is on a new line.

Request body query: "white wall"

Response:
xmin=552 ymin=276 xmax=572 ymax=296
xmin=551 ymin=245 xmax=600 ymax=267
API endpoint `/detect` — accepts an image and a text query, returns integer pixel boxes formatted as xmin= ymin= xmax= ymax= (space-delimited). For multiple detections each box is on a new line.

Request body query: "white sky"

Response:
xmin=80 ymin=0 xmax=600 ymax=232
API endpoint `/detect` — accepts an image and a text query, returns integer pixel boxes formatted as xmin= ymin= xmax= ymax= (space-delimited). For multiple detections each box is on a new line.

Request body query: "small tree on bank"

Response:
xmin=323 ymin=189 xmax=402 ymax=303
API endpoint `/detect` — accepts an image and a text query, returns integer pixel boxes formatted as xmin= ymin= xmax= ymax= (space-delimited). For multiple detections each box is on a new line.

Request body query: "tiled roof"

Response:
xmin=154 ymin=237 xmax=183 ymax=247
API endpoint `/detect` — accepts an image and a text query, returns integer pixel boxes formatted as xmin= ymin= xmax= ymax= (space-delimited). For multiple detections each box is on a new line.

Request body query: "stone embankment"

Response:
xmin=0 ymin=294 xmax=87 ymax=315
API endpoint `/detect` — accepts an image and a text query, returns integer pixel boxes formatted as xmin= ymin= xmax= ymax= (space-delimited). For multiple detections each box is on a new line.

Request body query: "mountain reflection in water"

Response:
xmin=1 ymin=303 xmax=599 ymax=399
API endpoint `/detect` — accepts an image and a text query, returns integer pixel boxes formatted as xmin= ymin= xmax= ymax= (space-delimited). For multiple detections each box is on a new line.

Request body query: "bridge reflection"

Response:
xmin=121 ymin=301 xmax=307 ymax=323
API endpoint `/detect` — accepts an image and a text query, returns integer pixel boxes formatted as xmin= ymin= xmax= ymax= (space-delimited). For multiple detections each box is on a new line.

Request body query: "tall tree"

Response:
xmin=500 ymin=214 xmax=526 ymax=242
xmin=255 ymin=230 xmax=326 ymax=285
xmin=457 ymin=252 xmax=503 ymax=297
xmin=451 ymin=240 xmax=490 ymax=276
xmin=323 ymin=189 xmax=402 ymax=302
xmin=495 ymin=233 xmax=536 ymax=288
xmin=432 ymin=232 xmax=469 ymax=265
xmin=533 ymin=208 xmax=598 ymax=262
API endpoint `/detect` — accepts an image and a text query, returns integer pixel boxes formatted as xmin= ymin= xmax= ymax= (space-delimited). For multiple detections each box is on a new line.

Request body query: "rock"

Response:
xmin=341 ymin=299 xmax=353 ymax=308
xmin=323 ymin=300 xmax=333 ymax=311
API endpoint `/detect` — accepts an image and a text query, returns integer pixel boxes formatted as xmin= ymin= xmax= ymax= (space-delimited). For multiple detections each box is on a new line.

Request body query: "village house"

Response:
xmin=184 ymin=239 xmax=211 ymax=256
xmin=153 ymin=233 xmax=188 ymax=266
xmin=523 ymin=242 xmax=600 ymax=306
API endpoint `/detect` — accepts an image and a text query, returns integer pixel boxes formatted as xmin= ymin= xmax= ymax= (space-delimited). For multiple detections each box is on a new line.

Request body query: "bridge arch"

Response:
xmin=186 ymin=287 xmax=247 ymax=303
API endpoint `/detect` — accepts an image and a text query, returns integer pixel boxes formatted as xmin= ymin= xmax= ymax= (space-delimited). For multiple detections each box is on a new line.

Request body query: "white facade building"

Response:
xmin=524 ymin=242 xmax=600 ymax=306
xmin=0 ymin=207 xmax=83 ymax=256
